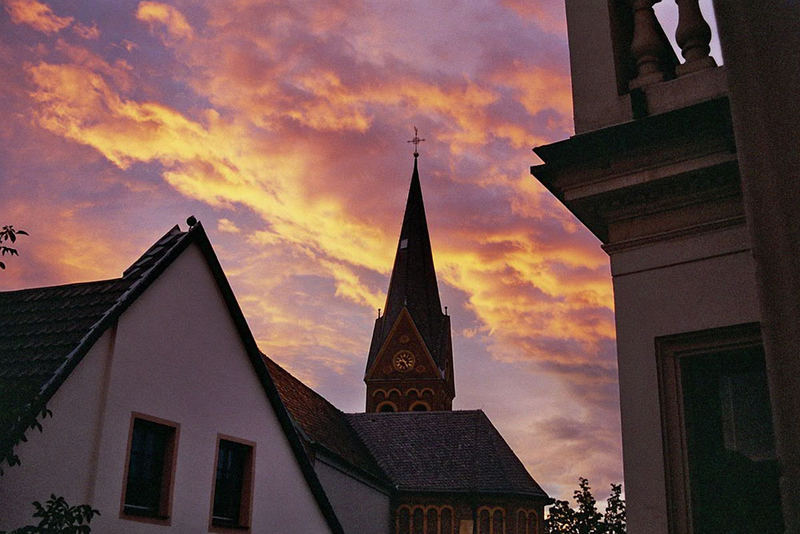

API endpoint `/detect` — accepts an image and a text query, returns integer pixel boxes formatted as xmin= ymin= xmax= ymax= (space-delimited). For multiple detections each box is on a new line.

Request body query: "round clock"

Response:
xmin=392 ymin=350 xmax=416 ymax=372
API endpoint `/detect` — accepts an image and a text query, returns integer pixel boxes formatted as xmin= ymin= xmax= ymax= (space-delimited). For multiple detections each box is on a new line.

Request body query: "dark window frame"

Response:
xmin=209 ymin=434 xmax=255 ymax=533
xmin=119 ymin=412 xmax=180 ymax=525
xmin=656 ymin=322 xmax=781 ymax=533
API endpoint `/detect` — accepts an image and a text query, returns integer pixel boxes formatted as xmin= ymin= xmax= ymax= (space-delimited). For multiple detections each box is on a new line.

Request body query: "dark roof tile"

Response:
xmin=346 ymin=410 xmax=550 ymax=498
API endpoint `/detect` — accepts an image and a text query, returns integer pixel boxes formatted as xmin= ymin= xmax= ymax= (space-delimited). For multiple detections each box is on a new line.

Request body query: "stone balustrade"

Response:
xmin=629 ymin=0 xmax=717 ymax=90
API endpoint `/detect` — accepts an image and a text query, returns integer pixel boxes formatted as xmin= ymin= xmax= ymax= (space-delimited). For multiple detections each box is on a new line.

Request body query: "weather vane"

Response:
xmin=407 ymin=126 xmax=425 ymax=157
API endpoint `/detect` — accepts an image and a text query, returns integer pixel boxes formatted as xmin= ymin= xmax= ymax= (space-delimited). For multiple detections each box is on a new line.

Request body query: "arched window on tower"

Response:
xmin=378 ymin=401 xmax=397 ymax=413
xmin=410 ymin=401 xmax=430 ymax=412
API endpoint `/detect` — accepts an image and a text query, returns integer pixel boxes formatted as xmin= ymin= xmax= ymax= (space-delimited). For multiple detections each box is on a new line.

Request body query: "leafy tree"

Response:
xmin=574 ymin=477 xmax=602 ymax=533
xmin=0 ymin=225 xmax=28 ymax=270
xmin=0 ymin=381 xmax=51 ymax=475
xmin=546 ymin=498 xmax=577 ymax=533
xmin=545 ymin=478 xmax=626 ymax=534
xmin=1 ymin=495 xmax=100 ymax=533
xmin=603 ymin=483 xmax=626 ymax=534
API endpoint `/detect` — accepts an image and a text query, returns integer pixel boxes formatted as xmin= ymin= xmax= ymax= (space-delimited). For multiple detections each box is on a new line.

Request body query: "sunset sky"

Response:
xmin=0 ymin=0 xmax=629 ymax=502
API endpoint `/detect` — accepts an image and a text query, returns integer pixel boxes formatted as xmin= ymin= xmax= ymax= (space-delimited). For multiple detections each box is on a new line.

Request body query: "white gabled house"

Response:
xmin=0 ymin=221 xmax=343 ymax=533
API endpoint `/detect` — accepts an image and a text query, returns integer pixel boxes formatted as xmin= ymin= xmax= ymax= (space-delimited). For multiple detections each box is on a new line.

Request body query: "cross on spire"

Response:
xmin=407 ymin=126 xmax=425 ymax=157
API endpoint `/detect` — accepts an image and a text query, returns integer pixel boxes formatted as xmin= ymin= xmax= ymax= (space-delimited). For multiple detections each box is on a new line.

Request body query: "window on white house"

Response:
xmin=121 ymin=414 xmax=178 ymax=523
xmin=211 ymin=436 xmax=254 ymax=530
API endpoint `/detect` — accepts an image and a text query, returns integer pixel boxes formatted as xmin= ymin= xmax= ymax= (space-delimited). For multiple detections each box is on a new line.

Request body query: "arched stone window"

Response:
xmin=395 ymin=505 xmax=455 ymax=534
xmin=477 ymin=506 xmax=505 ymax=534
xmin=410 ymin=401 xmax=430 ymax=412
xmin=377 ymin=401 xmax=397 ymax=412
xmin=516 ymin=509 xmax=538 ymax=534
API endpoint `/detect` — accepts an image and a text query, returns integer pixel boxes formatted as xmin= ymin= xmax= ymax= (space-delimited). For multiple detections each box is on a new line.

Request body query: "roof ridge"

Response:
xmin=261 ymin=353 xmax=344 ymax=415
xmin=0 ymin=277 xmax=124 ymax=296
xmin=39 ymin=226 xmax=195 ymax=396
xmin=122 ymin=225 xmax=185 ymax=278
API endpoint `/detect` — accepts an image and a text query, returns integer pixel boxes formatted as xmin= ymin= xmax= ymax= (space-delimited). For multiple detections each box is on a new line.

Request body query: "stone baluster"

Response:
xmin=675 ymin=0 xmax=717 ymax=75
xmin=630 ymin=0 xmax=671 ymax=89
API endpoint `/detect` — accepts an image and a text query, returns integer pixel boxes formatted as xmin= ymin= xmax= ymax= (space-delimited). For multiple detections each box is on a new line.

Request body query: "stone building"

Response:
xmin=531 ymin=1 xmax=800 ymax=532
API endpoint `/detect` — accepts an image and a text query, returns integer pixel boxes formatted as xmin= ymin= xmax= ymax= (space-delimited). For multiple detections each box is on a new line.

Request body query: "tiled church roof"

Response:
xmin=346 ymin=410 xmax=550 ymax=497
xmin=266 ymin=357 xmax=549 ymax=498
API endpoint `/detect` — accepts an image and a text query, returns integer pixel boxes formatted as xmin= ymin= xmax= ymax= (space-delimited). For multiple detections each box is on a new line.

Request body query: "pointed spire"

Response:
xmin=366 ymin=153 xmax=447 ymax=372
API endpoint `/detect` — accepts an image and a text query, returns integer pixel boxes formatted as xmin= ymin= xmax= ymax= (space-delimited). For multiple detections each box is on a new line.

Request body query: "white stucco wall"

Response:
xmin=315 ymin=458 xmax=390 ymax=534
xmin=1 ymin=243 xmax=334 ymax=533
xmin=0 ymin=329 xmax=114 ymax=528
xmin=609 ymin=225 xmax=759 ymax=533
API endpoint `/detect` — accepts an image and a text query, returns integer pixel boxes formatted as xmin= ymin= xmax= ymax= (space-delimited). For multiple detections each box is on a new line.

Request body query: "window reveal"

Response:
xmin=121 ymin=414 xmax=178 ymax=523
xmin=211 ymin=437 xmax=254 ymax=530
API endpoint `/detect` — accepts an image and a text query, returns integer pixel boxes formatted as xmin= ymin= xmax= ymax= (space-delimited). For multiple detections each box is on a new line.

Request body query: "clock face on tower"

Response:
xmin=392 ymin=350 xmax=416 ymax=372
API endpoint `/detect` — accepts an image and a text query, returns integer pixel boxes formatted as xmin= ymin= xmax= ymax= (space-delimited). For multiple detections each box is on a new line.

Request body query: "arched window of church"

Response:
xmin=426 ymin=508 xmax=438 ymax=534
xmin=411 ymin=401 xmax=430 ymax=411
xmin=413 ymin=507 xmax=424 ymax=534
xmin=477 ymin=507 xmax=505 ymax=534
xmin=515 ymin=510 xmax=537 ymax=534
xmin=441 ymin=507 xmax=453 ymax=534
xmin=479 ymin=509 xmax=491 ymax=534
xmin=527 ymin=511 xmax=537 ymax=534
xmin=492 ymin=509 xmax=505 ymax=534
xmin=397 ymin=507 xmax=410 ymax=534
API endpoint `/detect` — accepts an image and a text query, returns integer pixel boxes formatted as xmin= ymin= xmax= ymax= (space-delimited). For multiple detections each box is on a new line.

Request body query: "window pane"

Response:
xmin=397 ymin=507 xmax=411 ymax=534
xmin=527 ymin=512 xmax=537 ymax=534
xmin=426 ymin=508 xmax=438 ymax=534
xmin=212 ymin=440 xmax=249 ymax=526
xmin=681 ymin=346 xmax=782 ymax=533
xmin=440 ymin=508 xmax=452 ymax=534
xmin=124 ymin=419 xmax=171 ymax=516
xmin=413 ymin=508 xmax=424 ymax=534
xmin=479 ymin=509 xmax=490 ymax=534
xmin=492 ymin=510 xmax=504 ymax=534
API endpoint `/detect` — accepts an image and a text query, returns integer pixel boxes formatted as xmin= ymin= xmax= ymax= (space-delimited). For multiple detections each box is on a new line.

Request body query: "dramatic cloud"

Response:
xmin=135 ymin=1 xmax=194 ymax=41
xmin=5 ymin=0 xmax=72 ymax=34
xmin=0 ymin=0 xmax=621 ymax=502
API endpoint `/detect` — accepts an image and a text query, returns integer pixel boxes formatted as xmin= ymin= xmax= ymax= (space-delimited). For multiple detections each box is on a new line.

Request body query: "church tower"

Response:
xmin=364 ymin=147 xmax=454 ymax=413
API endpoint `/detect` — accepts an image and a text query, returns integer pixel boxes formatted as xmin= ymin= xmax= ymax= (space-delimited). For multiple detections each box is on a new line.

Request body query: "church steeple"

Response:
xmin=364 ymin=147 xmax=454 ymax=413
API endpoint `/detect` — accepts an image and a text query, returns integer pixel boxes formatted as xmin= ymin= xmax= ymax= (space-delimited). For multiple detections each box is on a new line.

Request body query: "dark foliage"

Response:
xmin=545 ymin=477 xmax=626 ymax=534
xmin=1 ymin=495 xmax=100 ymax=533
xmin=0 ymin=381 xmax=51 ymax=475
xmin=0 ymin=225 xmax=28 ymax=270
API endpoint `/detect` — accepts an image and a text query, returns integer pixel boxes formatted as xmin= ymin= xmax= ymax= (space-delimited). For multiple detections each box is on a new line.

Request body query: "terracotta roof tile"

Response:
xmin=263 ymin=355 xmax=387 ymax=483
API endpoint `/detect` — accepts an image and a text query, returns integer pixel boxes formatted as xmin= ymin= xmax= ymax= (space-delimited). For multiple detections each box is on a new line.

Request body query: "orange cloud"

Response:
xmin=5 ymin=0 xmax=72 ymax=33
xmin=501 ymin=0 xmax=567 ymax=35
xmin=73 ymin=22 xmax=100 ymax=40
xmin=136 ymin=1 xmax=194 ymax=41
